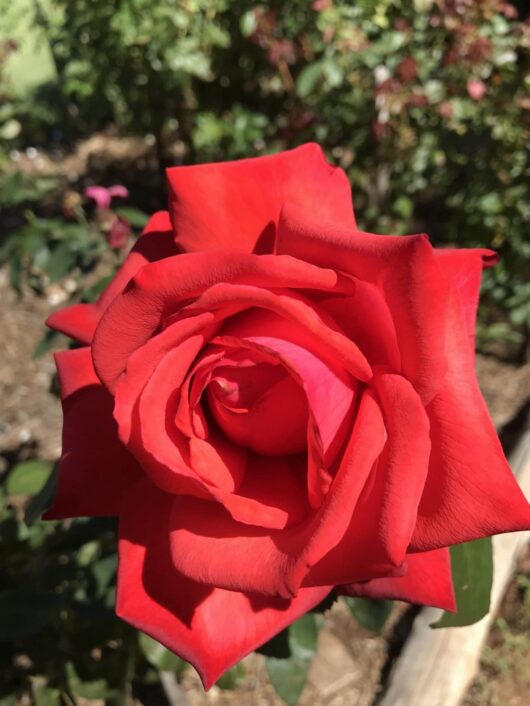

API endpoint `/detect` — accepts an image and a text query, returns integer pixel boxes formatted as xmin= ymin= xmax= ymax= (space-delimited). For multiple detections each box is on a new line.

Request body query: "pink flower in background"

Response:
xmin=85 ymin=185 xmax=129 ymax=210
xmin=108 ymin=217 xmax=132 ymax=249
xmin=467 ymin=79 xmax=487 ymax=101
xmin=312 ymin=0 xmax=332 ymax=11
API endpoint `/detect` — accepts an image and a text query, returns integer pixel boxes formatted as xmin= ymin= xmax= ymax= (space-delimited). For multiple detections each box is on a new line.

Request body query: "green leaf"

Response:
xmin=6 ymin=459 xmax=53 ymax=496
xmin=240 ymin=10 xmax=258 ymax=37
xmin=0 ymin=696 xmax=17 ymax=706
xmin=91 ymin=554 xmax=118 ymax=596
xmin=114 ymin=206 xmax=149 ymax=228
xmin=44 ymin=242 xmax=77 ymax=282
xmin=432 ymin=537 xmax=493 ymax=628
xmin=33 ymin=330 xmax=65 ymax=359
xmin=344 ymin=597 xmax=393 ymax=633
xmin=289 ymin=613 xmax=319 ymax=660
xmin=81 ymin=273 xmax=114 ymax=303
xmin=65 ymin=662 xmax=113 ymax=699
xmin=216 ymin=662 xmax=246 ymax=689
xmin=0 ymin=591 xmax=61 ymax=640
xmin=139 ymin=632 xmax=187 ymax=673
xmin=266 ymin=614 xmax=319 ymax=705
xmin=296 ymin=62 xmax=325 ymax=98
xmin=267 ymin=656 xmax=311 ymax=706
xmin=31 ymin=677 xmax=61 ymax=706
xmin=24 ymin=465 xmax=58 ymax=525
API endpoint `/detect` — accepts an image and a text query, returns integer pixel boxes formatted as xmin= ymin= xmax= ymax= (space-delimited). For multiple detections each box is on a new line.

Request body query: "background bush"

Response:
xmin=2 ymin=0 xmax=528 ymax=353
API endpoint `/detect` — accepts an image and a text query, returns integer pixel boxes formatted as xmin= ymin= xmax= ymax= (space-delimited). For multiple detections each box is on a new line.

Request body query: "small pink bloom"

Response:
xmin=501 ymin=3 xmax=518 ymax=19
xmin=108 ymin=217 xmax=131 ymax=249
xmin=312 ymin=0 xmax=332 ymax=11
xmin=467 ymin=79 xmax=487 ymax=101
xmin=85 ymin=184 xmax=129 ymax=210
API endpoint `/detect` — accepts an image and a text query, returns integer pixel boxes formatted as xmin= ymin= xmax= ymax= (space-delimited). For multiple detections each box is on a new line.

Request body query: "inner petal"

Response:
xmin=207 ymin=355 xmax=309 ymax=456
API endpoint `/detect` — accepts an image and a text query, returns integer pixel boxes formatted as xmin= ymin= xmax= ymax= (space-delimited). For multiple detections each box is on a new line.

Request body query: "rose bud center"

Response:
xmin=206 ymin=357 xmax=308 ymax=456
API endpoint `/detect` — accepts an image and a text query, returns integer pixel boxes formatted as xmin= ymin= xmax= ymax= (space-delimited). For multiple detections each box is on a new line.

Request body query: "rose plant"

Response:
xmin=46 ymin=144 xmax=530 ymax=687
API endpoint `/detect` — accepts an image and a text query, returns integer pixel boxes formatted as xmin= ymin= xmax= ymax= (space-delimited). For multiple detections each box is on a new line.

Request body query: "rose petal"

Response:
xmin=117 ymin=322 xmax=308 ymax=529
xmin=207 ymin=357 xmax=309 ymax=456
xmin=411 ymin=285 xmax=530 ymax=550
xmin=213 ymin=332 xmax=355 ymax=506
xmin=179 ymin=283 xmax=372 ymax=384
xmin=319 ymin=279 xmax=401 ymax=370
xmin=117 ymin=479 xmax=331 ymax=688
xmin=341 ymin=547 xmax=456 ymax=611
xmin=168 ymin=390 xmax=387 ymax=597
xmin=277 ymin=207 xmax=449 ymax=404
xmin=167 ymin=143 xmax=355 ymax=254
xmin=305 ymin=373 xmax=431 ymax=587
xmin=45 ymin=348 xmax=141 ymax=519
xmin=435 ymin=248 xmax=497 ymax=346
xmin=92 ymin=252 xmax=355 ymax=391
xmin=46 ymin=211 xmax=176 ymax=344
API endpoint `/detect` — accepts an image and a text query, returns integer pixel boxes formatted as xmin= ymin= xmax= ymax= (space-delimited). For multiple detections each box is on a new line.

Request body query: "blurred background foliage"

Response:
xmin=1 ymin=0 xmax=529 ymax=356
xmin=0 ymin=0 xmax=529 ymax=704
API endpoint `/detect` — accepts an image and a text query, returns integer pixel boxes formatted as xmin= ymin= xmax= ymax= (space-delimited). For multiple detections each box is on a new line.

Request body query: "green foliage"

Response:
xmin=433 ymin=537 xmax=494 ymax=628
xmin=266 ymin=613 xmax=321 ymax=706
xmin=0 ymin=0 xmax=527 ymax=347
xmin=0 ymin=474 xmax=153 ymax=704
xmin=6 ymin=459 xmax=53 ymax=496
xmin=138 ymin=633 xmax=187 ymax=674
xmin=344 ymin=597 xmax=393 ymax=633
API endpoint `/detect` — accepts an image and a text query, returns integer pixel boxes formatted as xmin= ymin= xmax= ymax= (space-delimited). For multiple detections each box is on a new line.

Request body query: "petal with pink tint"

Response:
xmin=305 ymin=373 xmax=430 ymax=587
xmin=168 ymin=391 xmax=387 ymax=597
xmin=212 ymin=332 xmax=355 ymax=506
xmin=92 ymin=252 xmax=355 ymax=391
xmin=277 ymin=207 xmax=449 ymax=404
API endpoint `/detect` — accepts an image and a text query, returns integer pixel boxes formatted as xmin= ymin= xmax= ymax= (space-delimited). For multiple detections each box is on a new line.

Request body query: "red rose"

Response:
xmin=46 ymin=144 xmax=530 ymax=687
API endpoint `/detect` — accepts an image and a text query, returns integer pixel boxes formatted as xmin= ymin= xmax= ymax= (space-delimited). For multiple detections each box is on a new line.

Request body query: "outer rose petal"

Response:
xmin=411 ymin=285 xmax=530 ymax=551
xmin=117 ymin=479 xmax=331 ymax=688
xmin=277 ymin=207 xmax=449 ymax=404
xmin=319 ymin=280 xmax=401 ymax=370
xmin=341 ymin=548 xmax=456 ymax=612
xmin=44 ymin=348 xmax=141 ymax=519
xmin=167 ymin=143 xmax=355 ymax=254
xmin=46 ymin=211 xmax=176 ymax=344
xmin=435 ymin=248 xmax=498 ymax=345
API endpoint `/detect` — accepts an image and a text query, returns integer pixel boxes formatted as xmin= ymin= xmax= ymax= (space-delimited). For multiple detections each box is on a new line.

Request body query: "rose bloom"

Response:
xmin=46 ymin=144 xmax=530 ymax=687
